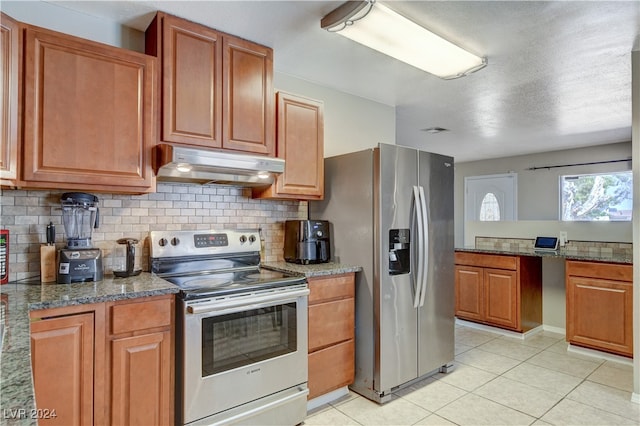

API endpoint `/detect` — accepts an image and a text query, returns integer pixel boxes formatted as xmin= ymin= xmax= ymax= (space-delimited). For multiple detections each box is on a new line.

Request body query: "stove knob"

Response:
xmin=239 ymin=235 xmax=247 ymax=244
xmin=248 ymin=235 xmax=256 ymax=244
xmin=316 ymin=230 xmax=324 ymax=238
xmin=158 ymin=238 xmax=168 ymax=247
xmin=171 ymin=237 xmax=180 ymax=246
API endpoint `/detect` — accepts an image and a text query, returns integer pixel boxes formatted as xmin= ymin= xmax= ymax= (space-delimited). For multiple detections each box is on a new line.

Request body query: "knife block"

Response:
xmin=40 ymin=245 xmax=57 ymax=283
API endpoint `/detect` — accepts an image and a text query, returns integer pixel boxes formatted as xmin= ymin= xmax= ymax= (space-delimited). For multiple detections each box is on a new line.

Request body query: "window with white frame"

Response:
xmin=560 ymin=171 xmax=632 ymax=221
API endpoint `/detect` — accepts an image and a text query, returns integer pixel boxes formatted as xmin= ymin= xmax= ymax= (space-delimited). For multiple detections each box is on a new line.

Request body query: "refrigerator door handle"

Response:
xmin=412 ymin=185 xmax=424 ymax=308
xmin=418 ymin=185 xmax=429 ymax=307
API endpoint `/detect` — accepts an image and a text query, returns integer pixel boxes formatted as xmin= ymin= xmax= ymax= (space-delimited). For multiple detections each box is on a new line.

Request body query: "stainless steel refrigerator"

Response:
xmin=309 ymin=143 xmax=455 ymax=403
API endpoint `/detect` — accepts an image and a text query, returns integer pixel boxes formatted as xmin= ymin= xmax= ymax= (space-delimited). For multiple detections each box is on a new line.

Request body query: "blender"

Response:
xmin=56 ymin=192 xmax=104 ymax=284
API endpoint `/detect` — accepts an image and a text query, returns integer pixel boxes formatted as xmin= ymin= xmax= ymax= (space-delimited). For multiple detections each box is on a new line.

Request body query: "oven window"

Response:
xmin=201 ymin=302 xmax=297 ymax=376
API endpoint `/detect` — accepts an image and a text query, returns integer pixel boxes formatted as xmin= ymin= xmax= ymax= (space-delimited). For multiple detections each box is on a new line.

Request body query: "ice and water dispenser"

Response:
xmin=388 ymin=229 xmax=410 ymax=275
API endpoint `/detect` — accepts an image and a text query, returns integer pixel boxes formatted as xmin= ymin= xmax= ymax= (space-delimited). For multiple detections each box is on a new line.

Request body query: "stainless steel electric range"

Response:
xmin=150 ymin=229 xmax=309 ymax=426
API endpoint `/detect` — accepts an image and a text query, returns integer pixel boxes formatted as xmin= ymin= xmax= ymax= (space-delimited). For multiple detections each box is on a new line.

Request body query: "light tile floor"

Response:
xmin=304 ymin=324 xmax=639 ymax=425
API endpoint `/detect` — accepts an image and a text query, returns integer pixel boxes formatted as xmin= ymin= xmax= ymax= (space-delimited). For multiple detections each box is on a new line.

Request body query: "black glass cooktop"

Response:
xmin=165 ymin=268 xmax=305 ymax=299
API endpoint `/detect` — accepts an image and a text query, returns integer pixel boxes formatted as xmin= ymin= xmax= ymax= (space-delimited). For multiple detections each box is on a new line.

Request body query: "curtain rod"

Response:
xmin=526 ymin=158 xmax=631 ymax=171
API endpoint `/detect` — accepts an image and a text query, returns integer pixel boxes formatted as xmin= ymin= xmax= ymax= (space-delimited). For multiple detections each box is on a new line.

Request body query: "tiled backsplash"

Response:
xmin=475 ymin=236 xmax=633 ymax=258
xmin=0 ymin=183 xmax=308 ymax=282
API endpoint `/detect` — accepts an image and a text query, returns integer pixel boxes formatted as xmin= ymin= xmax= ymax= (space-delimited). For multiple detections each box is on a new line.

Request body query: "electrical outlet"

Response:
xmin=559 ymin=231 xmax=568 ymax=246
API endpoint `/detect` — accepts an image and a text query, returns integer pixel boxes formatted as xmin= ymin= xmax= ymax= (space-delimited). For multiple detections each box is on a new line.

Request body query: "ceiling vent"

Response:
xmin=421 ymin=127 xmax=449 ymax=134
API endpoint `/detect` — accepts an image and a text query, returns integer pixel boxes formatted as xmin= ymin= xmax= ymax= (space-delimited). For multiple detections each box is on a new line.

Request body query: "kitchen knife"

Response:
xmin=46 ymin=222 xmax=55 ymax=245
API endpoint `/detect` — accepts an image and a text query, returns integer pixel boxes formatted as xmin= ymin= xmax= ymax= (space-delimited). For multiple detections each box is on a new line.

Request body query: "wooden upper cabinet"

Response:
xmin=146 ymin=12 xmax=275 ymax=156
xmin=147 ymin=13 xmax=222 ymax=147
xmin=223 ymin=36 xmax=274 ymax=155
xmin=22 ymin=25 xmax=156 ymax=193
xmin=253 ymin=92 xmax=324 ymax=200
xmin=0 ymin=12 xmax=20 ymax=186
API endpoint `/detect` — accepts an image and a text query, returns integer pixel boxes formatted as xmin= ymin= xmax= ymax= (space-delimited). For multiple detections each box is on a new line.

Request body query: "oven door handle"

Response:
xmin=186 ymin=288 xmax=310 ymax=315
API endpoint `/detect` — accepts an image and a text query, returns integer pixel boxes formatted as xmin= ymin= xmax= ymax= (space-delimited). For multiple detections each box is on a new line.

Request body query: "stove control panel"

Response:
xmin=194 ymin=233 xmax=228 ymax=248
xmin=150 ymin=229 xmax=259 ymax=258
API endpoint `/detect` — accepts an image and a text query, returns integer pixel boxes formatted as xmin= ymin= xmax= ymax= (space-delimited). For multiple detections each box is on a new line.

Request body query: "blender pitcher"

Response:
xmin=60 ymin=192 xmax=100 ymax=248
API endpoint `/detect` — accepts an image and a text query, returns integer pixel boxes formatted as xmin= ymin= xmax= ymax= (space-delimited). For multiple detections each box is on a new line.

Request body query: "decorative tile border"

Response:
xmin=475 ymin=236 xmax=632 ymax=258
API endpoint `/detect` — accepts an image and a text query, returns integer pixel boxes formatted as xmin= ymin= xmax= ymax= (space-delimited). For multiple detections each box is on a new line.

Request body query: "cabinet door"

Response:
xmin=23 ymin=25 xmax=155 ymax=193
xmin=254 ymin=92 xmax=324 ymax=199
xmin=158 ymin=13 xmax=222 ymax=148
xmin=0 ymin=12 xmax=20 ymax=186
xmin=222 ymin=35 xmax=274 ymax=155
xmin=110 ymin=331 xmax=172 ymax=425
xmin=484 ymin=268 xmax=518 ymax=330
xmin=566 ymin=276 xmax=633 ymax=357
xmin=454 ymin=265 xmax=484 ymax=321
xmin=31 ymin=313 xmax=94 ymax=426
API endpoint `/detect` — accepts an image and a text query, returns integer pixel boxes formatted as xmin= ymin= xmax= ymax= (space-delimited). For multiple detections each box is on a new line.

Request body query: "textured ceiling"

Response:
xmin=45 ymin=1 xmax=640 ymax=162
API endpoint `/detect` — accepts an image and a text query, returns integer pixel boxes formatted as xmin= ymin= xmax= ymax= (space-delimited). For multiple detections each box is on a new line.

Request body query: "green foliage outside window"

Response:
xmin=560 ymin=171 xmax=632 ymax=221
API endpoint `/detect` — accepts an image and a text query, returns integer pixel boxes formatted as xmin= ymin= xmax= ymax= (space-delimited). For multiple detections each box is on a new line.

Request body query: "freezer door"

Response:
xmin=375 ymin=144 xmax=419 ymax=392
xmin=417 ymin=151 xmax=455 ymax=376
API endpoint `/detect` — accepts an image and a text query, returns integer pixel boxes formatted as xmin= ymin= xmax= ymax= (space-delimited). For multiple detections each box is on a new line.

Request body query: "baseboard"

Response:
xmin=567 ymin=344 xmax=633 ymax=366
xmin=631 ymin=392 xmax=640 ymax=404
xmin=455 ymin=318 xmax=544 ymax=340
xmin=307 ymin=386 xmax=350 ymax=412
xmin=542 ymin=324 xmax=566 ymax=335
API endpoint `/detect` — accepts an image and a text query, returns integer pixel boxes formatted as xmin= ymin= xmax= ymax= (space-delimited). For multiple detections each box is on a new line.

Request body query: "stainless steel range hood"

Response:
xmin=155 ymin=144 xmax=284 ymax=187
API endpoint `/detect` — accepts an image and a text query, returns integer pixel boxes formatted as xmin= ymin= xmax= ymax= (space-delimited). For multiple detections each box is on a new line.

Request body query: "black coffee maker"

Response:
xmin=284 ymin=220 xmax=331 ymax=264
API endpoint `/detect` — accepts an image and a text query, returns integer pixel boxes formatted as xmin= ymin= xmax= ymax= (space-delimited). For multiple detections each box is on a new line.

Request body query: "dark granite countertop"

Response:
xmin=0 ymin=273 xmax=179 ymax=426
xmin=455 ymin=246 xmax=632 ymax=264
xmin=261 ymin=261 xmax=362 ymax=277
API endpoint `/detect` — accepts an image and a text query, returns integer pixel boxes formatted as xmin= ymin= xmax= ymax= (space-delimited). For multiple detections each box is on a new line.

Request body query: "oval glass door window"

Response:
xmin=479 ymin=192 xmax=501 ymax=221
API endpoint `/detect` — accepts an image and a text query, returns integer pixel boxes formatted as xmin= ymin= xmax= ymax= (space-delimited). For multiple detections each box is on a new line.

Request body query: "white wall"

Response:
xmin=274 ymin=74 xmax=396 ymax=158
xmin=464 ymin=220 xmax=632 ymax=247
xmin=455 ymin=142 xmax=632 ymax=247
xmin=1 ymin=1 xmax=145 ymax=51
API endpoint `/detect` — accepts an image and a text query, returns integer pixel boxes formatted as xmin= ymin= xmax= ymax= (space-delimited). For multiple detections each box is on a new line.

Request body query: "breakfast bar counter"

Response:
xmin=455 ymin=246 xmax=632 ymax=264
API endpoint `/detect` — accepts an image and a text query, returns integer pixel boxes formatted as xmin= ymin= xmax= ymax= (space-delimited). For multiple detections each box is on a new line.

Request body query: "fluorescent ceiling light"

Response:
xmin=321 ymin=0 xmax=487 ymax=79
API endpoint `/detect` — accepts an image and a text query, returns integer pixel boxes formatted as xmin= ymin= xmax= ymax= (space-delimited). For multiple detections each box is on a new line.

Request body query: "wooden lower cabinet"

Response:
xmin=110 ymin=331 xmax=172 ymax=425
xmin=30 ymin=312 xmax=96 ymax=426
xmin=566 ymin=260 xmax=633 ymax=357
xmin=454 ymin=252 xmax=542 ymax=332
xmin=484 ymin=268 xmax=518 ymax=329
xmin=308 ymin=340 xmax=355 ymax=400
xmin=30 ymin=294 xmax=174 ymax=425
xmin=307 ymin=273 xmax=355 ymax=400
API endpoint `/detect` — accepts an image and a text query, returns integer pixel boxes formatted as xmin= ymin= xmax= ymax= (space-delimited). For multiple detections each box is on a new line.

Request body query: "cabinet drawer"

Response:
xmin=308 ymin=273 xmax=355 ymax=304
xmin=309 ymin=298 xmax=354 ymax=351
xmin=308 ymin=339 xmax=354 ymax=400
xmin=110 ymin=297 xmax=172 ymax=335
xmin=566 ymin=260 xmax=632 ymax=282
xmin=455 ymin=252 xmax=517 ymax=270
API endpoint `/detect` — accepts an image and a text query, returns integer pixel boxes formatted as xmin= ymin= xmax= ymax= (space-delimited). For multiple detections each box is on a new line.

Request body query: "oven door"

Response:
xmin=181 ymin=285 xmax=309 ymax=425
